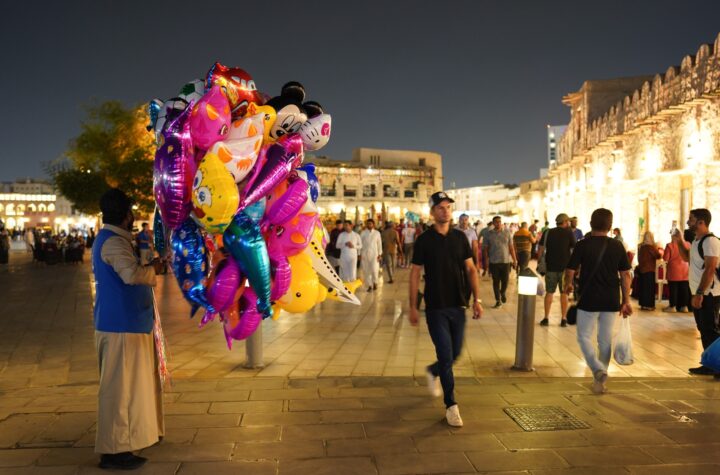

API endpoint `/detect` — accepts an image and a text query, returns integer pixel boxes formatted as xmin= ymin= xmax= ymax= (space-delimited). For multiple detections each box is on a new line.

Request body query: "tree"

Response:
xmin=50 ymin=101 xmax=155 ymax=215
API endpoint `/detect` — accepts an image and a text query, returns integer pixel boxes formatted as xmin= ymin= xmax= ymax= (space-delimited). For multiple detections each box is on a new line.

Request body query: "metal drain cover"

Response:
xmin=504 ymin=406 xmax=591 ymax=431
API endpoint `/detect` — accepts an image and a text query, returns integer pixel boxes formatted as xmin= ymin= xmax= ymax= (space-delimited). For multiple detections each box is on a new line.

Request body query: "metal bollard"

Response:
xmin=243 ymin=323 xmax=265 ymax=369
xmin=512 ymin=268 xmax=539 ymax=372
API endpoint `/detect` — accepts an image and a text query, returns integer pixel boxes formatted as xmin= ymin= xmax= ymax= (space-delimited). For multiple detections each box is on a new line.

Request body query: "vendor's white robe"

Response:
xmin=336 ymin=230 xmax=362 ymax=281
xmin=360 ymin=229 xmax=382 ymax=287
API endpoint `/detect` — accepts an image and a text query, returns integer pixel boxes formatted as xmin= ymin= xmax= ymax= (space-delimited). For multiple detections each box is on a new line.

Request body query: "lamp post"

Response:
xmin=512 ymin=267 xmax=539 ymax=371
xmin=244 ymin=324 xmax=265 ymax=369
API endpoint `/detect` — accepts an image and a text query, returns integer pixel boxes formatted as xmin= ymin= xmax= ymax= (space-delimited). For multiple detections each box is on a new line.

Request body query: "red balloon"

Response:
xmin=206 ymin=62 xmax=261 ymax=118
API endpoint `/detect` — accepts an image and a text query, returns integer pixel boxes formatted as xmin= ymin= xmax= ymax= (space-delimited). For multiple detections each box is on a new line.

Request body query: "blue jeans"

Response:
xmin=576 ymin=309 xmax=616 ymax=374
xmin=426 ymin=307 xmax=466 ymax=408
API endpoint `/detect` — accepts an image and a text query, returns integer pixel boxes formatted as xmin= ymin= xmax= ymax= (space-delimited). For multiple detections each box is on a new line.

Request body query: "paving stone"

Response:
xmin=363 ymin=420 xmax=450 ymax=438
xmin=656 ymin=427 xmax=718 ymax=444
xmin=319 ymin=387 xmax=389 ymax=398
xmin=466 ymin=449 xmax=568 ymax=472
xmin=641 ymin=443 xmax=720 ymax=463
xmin=140 ymin=443 xmax=234 ymax=462
xmin=0 ymin=466 xmax=80 ymax=475
xmin=177 ymin=460 xmax=277 ymax=475
xmin=321 ymin=408 xmax=401 ymax=423
xmin=375 ymin=452 xmax=475 ymax=474
xmin=280 ymin=456 xmax=377 ymax=475
xmin=249 ymin=389 xmax=319 ymax=401
xmin=165 ymin=414 xmax=241 ymax=429
xmin=232 ymin=439 xmax=325 ymax=460
xmin=208 ymin=400 xmax=283 ymax=414
xmin=413 ymin=433 xmax=504 ymax=452
xmin=282 ymin=423 xmax=364 ymax=440
xmin=36 ymin=447 xmax=97 ymax=466
xmin=0 ymin=448 xmax=47 ymax=467
xmin=556 ymin=446 xmax=660 ymax=466
xmin=241 ymin=411 xmax=321 ymax=426
xmin=530 ymin=468 xmax=630 ymax=475
xmin=326 ymin=435 xmax=415 ymax=456
xmin=178 ymin=390 xmax=250 ymax=403
xmin=579 ymin=428 xmax=674 ymax=446
xmin=626 ymin=463 xmax=720 ymax=474
xmin=191 ymin=426 xmax=278 ymax=444
xmin=0 ymin=413 xmax=58 ymax=448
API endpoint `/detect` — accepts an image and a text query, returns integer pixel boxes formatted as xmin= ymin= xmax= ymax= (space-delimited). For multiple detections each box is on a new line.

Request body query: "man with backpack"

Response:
xmin=674 ymin=208 xmax=720 ymax=376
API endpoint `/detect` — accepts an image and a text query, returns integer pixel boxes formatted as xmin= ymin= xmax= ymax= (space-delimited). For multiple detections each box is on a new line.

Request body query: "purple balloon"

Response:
xmin=154 ymin=105 xmax=196 ymax=230
xmin=262 ymin=178 xmax=308 ymax=227
xmin=206 ymin=256 xmax=242 ymax=313
xmin=239 ymin=134 xmax=304 ymax=210
xmin=270 ymin=254 xmax=291 ymax=301
xmin=222 ymin=288 xmax=262 ymax=348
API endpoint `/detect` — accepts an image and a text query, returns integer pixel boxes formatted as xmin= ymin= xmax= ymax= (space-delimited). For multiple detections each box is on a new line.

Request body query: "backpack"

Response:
xmin=697 ymin=233 xmax=720 ymax=282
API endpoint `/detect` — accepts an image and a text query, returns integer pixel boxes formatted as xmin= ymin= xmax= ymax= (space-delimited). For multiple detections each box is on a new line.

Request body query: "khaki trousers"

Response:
xmin=95 ymin=331 xmax=164 ymax=454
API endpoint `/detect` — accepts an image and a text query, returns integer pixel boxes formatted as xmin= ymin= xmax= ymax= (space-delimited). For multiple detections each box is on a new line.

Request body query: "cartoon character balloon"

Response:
xmin=246 ymin=103 xmax=276 ymax=143
xmin=210 ymin=113 xmax=264 ymax=183
xmin=189 ymin=84 xmax=231 ymax=151
xmin=277 ymin=253 xmax=327 ymax=313
xmin=206 ymin=62 xmax=261 ymax=118
xmin=170 ymin=218 xmax=215 ymax=316
xmin=299 ymin=114 xmax=331 ymax=151
xmin=265 ymin=82 xmax=308 ymax=141
xmin=153 ymin=105 xmax=196 ymax=230
xmin=222 ymin=288 xmax=262 ymax=348
xmin=191 ymin=151 xmax=240 ymax=234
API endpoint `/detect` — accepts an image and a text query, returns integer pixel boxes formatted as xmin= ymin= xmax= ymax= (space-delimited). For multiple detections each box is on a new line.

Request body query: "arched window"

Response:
xmin=38 ymin=203 xmax=47 ymax=212
xmin=0 ymin=203 xmax=4 ymax=213
xmin=47 ymin=203 xmax=55 ymax=212
xmin=6 ymin=204 xmax=14 ymax=215
xmin=17 ymin=204 xmax=25 ymax=213
xmin=27 ymin=203 xmax=36 ymax=212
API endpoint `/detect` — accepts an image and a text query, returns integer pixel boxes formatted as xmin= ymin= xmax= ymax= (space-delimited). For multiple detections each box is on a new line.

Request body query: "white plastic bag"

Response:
xmin=613 ymin=317 xmax=634 ymax=365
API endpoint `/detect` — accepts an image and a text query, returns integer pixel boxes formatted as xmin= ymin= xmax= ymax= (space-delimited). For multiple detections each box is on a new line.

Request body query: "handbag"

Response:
xmin=536 ymin=232 xmax=547 ymax=275
xmin=566 ymin=239 xmax=609 ymax=325
xmin=613 ymin=317 xmax=634 ymax=365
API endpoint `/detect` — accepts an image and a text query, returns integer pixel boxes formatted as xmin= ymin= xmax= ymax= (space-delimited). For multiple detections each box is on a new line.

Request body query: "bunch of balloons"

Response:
xmin=149 ymin=62 xmax=360 ymax=349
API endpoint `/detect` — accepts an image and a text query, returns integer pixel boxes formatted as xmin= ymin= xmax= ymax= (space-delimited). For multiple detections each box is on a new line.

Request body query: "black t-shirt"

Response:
xmin=542 ymin=227 xmax=576 ymax=272
xmin=566 ymin=236 xmax=631 ymax=312
xmin=412 ymin=227 xmax=472 ymax=310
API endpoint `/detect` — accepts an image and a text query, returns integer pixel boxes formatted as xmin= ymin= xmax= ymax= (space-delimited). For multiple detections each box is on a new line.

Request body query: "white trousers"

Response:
xmin=361 ymin=255 xmax=379 ymax=287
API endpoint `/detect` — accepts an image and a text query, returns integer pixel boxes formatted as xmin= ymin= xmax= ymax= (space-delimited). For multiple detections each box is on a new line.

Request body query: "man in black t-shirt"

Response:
xmin=537 ymin=213 xmax=576 ymax=326
xmin=564 ymin=208 xmax=632 ymax=394
xmin=409 ymin=191 xmax=483 ymax=427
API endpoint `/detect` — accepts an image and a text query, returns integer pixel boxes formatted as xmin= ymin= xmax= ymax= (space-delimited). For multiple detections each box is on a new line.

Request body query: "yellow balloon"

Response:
xmin=191 ymin=151 xmax=239 ymax=235
xmin=246 ymin=103 xmax=277 ymax=144
xmin=278 ymin=253 xmax=320 ymax=313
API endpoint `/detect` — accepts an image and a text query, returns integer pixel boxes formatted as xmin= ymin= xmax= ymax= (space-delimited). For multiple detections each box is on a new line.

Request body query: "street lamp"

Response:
xmin=512 ymin=268 xmax=539 ymax=372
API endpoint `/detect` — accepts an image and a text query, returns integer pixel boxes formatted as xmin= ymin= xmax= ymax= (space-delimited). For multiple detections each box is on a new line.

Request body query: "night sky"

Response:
xmin=3 ymin=0 xmax=720 ymax=188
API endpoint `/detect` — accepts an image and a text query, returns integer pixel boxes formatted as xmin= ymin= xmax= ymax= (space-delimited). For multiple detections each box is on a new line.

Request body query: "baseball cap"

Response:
xmin=429 ymin=191 xmax=455 ymax=208
xmin=555 ymin=213 xmax=570 ymax=224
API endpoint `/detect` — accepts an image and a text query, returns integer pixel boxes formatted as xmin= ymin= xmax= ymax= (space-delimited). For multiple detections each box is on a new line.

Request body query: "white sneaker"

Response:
xmin=592 ymin=370 xmax=608 ymax=394
xmin=446 ymin=404 xmax=463 ymax=427
xmin=662 ymin=306 xmax=677 ymax=313
xmin=426 ymin=370 xmax=441 ymax=397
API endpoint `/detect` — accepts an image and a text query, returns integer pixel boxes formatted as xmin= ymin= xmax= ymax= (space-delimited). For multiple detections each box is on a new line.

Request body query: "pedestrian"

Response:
xmin=136 ymin=223 xmax=154 ymax=265
xmin=326 ymin=219 xmax=343 ymax=273
xmin=381 ymin=221 xmax=402 ymax=284
xmin=564 ymin=208 xmax=632 ymax=394
xmin=456 ymin=213 xmax=480 ymax=266
xmin=86 ymin=228 xmax=96 ymax=249
xmin=663 ymin=235 xmax=691 ymax=313
xmin=637 ymin=231 xmax=661 ymax=310
xmin=360 ymin=219 xmax=382 ymax=291
xmin=401 ymin=222 xmax=416 ymax=268
xmin=408 ymin=191 xmax=483 ymax=427
xmin=673 ymin=208 xmax=720 ymax=376
xmin=479 ymin=221 xmax=493 ymax=276
xmin=537 ymin=213 xmax=576 ymax=326
xmin=529 ymin=219 xmax=539 ymax=258
xmin=0 ymin=222 xmax=9 ymax=265
xmin=512 ymin=221 xmax=535 ymax=271
xmin=571 ymin=216 xmax=584 ymax=242
xmin=612 ymin=228 xmax=626 ymax=248
xmin=92 ymin=189 xmax=165 ymax=470
xmin=336 ymin=220 xmax=362 ymax=281
xmin=484 ymin=216 xmax=517 ymax=308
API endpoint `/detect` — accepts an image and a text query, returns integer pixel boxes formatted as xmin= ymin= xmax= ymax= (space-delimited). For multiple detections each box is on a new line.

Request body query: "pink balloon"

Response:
xmin=262 ymin=178 xmax=308 ymax=227
xmin=239 ymin=134 xmax=304 ymax=210
xmin=189 ymin=84 xmax=231 ymax=150
xmin=267 ymin=212 xmax=316 ymax=257
xmin=153 ymin=105 xmax=197 ymax=230
xmin=270 ymin=254 xmax=291 ymax=301
xmin=222 ymin=288 xmax=262 ymax=348
xmin=206 ymin=256 xmax=242 ymax=313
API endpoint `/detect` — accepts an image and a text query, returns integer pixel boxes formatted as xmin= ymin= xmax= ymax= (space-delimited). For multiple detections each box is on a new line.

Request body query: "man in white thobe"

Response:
xmin=360 ymin=219 xmax=383 ymax=291
xmin=336 ymin=220 xmax=362 ymax=281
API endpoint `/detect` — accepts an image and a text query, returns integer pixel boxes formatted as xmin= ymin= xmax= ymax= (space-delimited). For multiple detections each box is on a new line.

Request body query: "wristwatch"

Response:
xmin=696 ymin=288 xmax=705 ymax=296
xmin=475 ymin=298 xmax=482 ymax=304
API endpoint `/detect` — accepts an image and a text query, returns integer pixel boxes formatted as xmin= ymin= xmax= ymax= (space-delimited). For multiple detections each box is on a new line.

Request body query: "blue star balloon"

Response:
xmin=298 ymin=163 xmax=319 ymax=202
xmin=171 ymin=218 xmax=215 ymax=317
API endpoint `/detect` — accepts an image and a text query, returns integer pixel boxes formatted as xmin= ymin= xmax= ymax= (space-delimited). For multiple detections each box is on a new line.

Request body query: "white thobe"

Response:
xmin=360 ymin=229 xmax=382 ymax=287
xmin=336 ymin=231 xmax=362 ymax=281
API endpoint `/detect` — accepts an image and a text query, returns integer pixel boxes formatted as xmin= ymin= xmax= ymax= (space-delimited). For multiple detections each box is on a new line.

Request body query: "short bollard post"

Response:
xmin=244 ymin=323 xmax=265 ymax=369
xmin=512 ymin=268 xmax=539 ymax=372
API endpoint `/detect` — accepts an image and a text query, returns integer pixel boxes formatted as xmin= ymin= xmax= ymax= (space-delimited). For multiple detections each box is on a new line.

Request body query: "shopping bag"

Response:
xmin=701 ymin=337 xmax=720 ymax=372
xmin=613 ymin=317 xmax=634 ymax=365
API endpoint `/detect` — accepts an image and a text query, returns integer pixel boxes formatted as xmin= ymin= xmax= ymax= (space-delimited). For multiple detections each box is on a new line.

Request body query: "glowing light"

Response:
xmin=641 ymin=147 xmax=661 ymax=177
xmin=518 ymin=275 xmax=538 ymax=296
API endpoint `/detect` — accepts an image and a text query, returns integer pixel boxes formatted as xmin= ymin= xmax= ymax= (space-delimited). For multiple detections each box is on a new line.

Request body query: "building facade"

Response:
xmin=547 ymin=125 xmax=566 ymax=167
xmin=0 ymin=179 xmax=93 ymax=233
xmin=313 ymin=148 xmax=443 ymax=223
xmin=533 ymin=33 xmax=720 ymax=250
xmin=446 ymin=183 xmax=520 ymax=222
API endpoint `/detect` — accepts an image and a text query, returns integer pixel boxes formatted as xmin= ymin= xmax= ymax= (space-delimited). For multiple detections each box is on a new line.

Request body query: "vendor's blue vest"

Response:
xmin=93 ymin=228 xmax=154 ymax=333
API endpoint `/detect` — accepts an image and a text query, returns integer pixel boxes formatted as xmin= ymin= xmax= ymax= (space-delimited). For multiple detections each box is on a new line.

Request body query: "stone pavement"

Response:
xmin=0 ymin=252 xmax=719 ymax=474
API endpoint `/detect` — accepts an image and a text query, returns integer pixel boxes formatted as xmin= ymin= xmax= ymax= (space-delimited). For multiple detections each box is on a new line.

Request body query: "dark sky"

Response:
xmin=2 ymin=1 xmax=720 ymax=188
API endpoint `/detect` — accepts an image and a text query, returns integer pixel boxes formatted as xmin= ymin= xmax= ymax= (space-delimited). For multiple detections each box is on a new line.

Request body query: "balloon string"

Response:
xmin=152 ymin=288 xmax=172 ymax=389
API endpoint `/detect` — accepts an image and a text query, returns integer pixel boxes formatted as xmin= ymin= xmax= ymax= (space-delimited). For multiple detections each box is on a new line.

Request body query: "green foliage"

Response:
xmin=51 ymin=101 xmax=156 ymax=215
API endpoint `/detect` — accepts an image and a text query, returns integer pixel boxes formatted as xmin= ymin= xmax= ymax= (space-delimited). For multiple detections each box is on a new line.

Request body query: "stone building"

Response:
xmin=313 ymin=148 xmax=442 ymax=223
xmin=541 ymin=33 xmax=720 ymax=249
xmin=446 ymin=183 xmax=520 ymax=223
xmin=0 ymin=179 xmax=93 ymax=233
